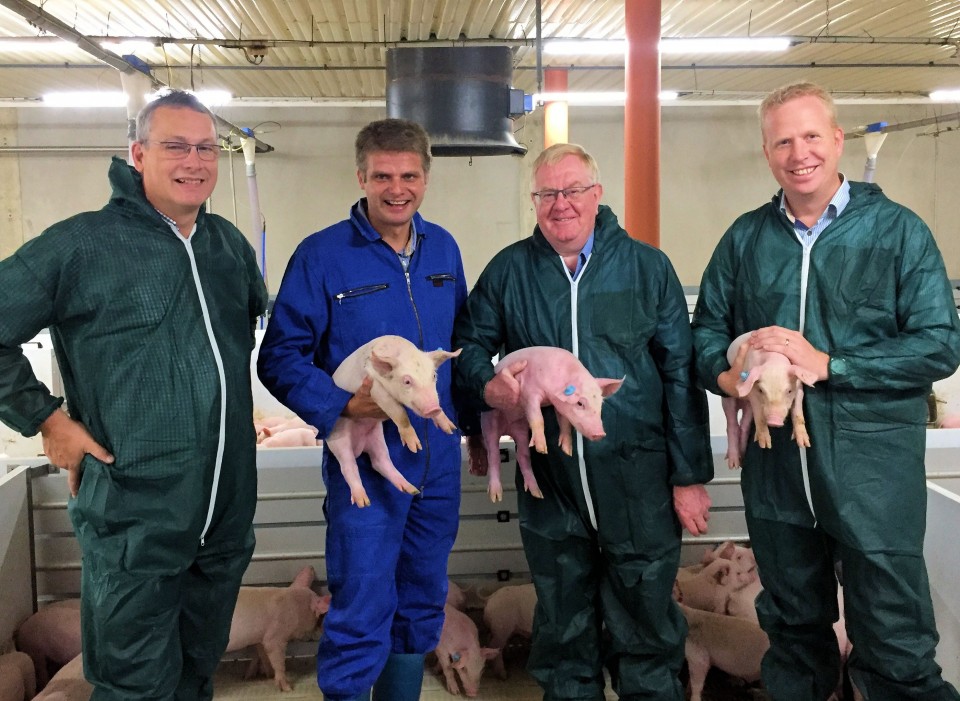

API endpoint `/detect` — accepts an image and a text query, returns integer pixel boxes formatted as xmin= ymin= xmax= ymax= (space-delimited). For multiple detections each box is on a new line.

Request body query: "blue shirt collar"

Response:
xmin=570 ymin=231 xmax=595 ymax=280
xmin=779 ymin=174 xmax=851 ymax=226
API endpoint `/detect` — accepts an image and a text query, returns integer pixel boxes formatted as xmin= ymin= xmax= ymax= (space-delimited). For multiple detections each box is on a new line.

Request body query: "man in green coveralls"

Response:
xmin=692 ymin=82 xmax=960 ymax=701
xmin=454 ymin=142 xmax=713 ymax=700
xmin=0 ymin=90 xmax=268 ymax=700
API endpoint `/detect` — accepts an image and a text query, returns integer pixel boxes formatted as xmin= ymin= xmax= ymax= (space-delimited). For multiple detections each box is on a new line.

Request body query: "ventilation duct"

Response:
xmin=386 ymin=46 xmax=527 ymax=157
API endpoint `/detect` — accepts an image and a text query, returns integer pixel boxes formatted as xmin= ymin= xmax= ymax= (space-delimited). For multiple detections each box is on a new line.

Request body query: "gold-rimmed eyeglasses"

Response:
xmin=531 ymin=183 xmax=597 ymax=205
xmin=142 ymin=140 xmax=220 ymax=161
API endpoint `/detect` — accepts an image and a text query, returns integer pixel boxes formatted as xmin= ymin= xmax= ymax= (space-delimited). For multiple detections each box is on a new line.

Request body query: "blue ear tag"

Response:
xmin=450 ymin=652 xmax=461 ymax=662
xmin=564 ymin=385 xmax=576 ymax=396
xmin=739 ymin=371 xmax=749 ymax=381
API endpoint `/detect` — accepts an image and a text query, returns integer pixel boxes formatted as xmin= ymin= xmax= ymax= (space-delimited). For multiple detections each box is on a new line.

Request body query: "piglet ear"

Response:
xmin=369 ymin=351 xmax=396 ymax=377
xmin=482 ymin=647 xmax=500 ymax=661
xmin=597 ymin=377 xmax=625 ymax=397
xmin=790 ymin=365 xmax=818 ymax=388
xmin=291 ymin=565 xmax=316 ymax=588
xmin=313 ymin=594 xmax=331 ymax=616
xmin=737 ymin=368 xmax=760 ymax=397
xmin=429 ymin=347 xmax=462 ymax=368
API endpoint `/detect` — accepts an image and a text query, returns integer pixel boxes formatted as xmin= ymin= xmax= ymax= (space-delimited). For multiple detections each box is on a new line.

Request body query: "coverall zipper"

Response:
xmin=335 ymin=283 xmax=389 ymax=303
xmin=403 ymin=267 xmax=431 ymax=493
xmin=177 ymin=232 xmax=228 ymax=547
xmin=564 ymin=254 xmax=599 ymax=531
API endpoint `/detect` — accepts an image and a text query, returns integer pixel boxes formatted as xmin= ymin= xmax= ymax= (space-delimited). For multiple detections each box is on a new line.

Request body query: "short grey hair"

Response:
xmin=136 ymin=90 xmax=217 ymax=142
xmin=530 ymin=143 xmax=600 ymax=191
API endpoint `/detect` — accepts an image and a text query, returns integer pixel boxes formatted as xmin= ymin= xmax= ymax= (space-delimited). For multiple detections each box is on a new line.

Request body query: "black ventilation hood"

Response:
xmin=386 ymin=46 xmax=527 ymax=157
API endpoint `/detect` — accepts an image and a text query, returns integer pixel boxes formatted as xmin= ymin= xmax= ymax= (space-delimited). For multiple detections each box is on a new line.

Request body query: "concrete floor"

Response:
xmin=212 ymin=646 xmax=771 ymax=700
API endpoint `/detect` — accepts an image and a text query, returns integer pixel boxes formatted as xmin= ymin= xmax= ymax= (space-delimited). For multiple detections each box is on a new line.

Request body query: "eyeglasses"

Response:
xmin=531 ymin=183 xmax=597 ymax=205
xmin=142 ymin=140 xmax=220 ymax=161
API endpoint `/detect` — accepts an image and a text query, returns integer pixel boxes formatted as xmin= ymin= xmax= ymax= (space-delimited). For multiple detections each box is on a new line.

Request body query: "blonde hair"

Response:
xmin=759 ymin=82 xmax=838 ymax=134
xmin=530 ymin=143 xmax=600 ymax=191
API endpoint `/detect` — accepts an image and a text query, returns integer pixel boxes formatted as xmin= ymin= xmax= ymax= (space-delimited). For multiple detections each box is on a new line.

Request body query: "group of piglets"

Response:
xmin=431 ymin=580 xmax=534 ymax=697
xmin=254 ymin=414 xmax=321 ymax=448
xmin=675 ymin=541 xmax=854 ymax=701
xmin=5 ymin=566 xmax=329 ymax=699
xmin=9 ymin=599 xmax=82 ymax=700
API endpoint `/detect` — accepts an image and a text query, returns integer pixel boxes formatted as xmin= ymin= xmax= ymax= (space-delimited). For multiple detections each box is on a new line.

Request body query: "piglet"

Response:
xmin=257 ymin=427 xmax=319 ymax=448
xmin=674 ymin=559 xmax=734 ymax=614
xmin=723 ymin=332 xmax=818 ymax=468
xmin=14 ymin=599 xmax=82 ymax=691
xmin=446 ymin=580 xmax=468 ymax=611
xmin=680 ymin=604 xmax=769 ymax=701
xmin=702 ymin=540 xmax=759 ymax=584
xmin=433 ymin=604 xmax=499 ymax=697
xmin=225 ymin=566 xmax=331 ymax=692
xmin=0 ymin=651 xmax=35 ymax=701
xmin=482 ymin=583 xmax=537 ymax=680
xmin=328 ymin=335 xmax=461 ymax=507
xmin=29 ymin=654 xmax=90 ymax=701
xmin=480 ymin=346 xmax=622 ymax=501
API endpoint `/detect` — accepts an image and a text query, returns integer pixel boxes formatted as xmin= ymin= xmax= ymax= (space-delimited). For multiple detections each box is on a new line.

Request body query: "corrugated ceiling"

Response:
xmin=0 ymin=0 xmax=956 ymax=103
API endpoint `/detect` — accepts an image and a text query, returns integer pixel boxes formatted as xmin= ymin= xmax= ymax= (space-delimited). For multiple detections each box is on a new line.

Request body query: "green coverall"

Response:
xmin=692 ymin=181 xmax=960 ymax=700
xmin=0 ymin=158 xmax=268 ymax=700
xmin=454 ymin=205 xmax=713 ymax=700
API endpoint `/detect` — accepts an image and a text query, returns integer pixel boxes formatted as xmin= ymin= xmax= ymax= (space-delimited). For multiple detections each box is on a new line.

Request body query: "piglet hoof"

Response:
xmin=526 ymin=483 xmax=544 ymax=499
xmin=275 ymin=676 xmax=292 ymax=692
xmin=725 ymin=455 xmax=742 ymax=470
xmin=488 ymin=484 xmax=504 ymax=502
xmin=754 ymin=430 xmax=772 ymax=449
xmin=398 ymin=481 xmax=421 ymax=496
xmin=529 ymin=435 xmax=548 ymax=455
xmin=793 ymin=428 xmax=811 ymax=448
xmin=558 ymin=435 xmax=573 ymax=456
xmin=432 ymin=414 xmax=458 ymax=434
xmin=351 ymin=491 xmax=372 ymax=508
xmin=400 ymin=427 xmax=422 ymax=453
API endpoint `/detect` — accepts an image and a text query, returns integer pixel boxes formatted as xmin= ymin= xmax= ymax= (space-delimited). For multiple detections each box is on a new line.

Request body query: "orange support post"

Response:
xmin=624 ymin=0 xmax=661 ymax=246
xmin=544 ymin=67 xmax=569 ymax=148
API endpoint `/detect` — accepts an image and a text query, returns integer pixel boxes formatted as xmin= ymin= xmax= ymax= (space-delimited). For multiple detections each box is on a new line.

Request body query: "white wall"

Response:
xmin=7 ymin=102 xmax=960 ymax=290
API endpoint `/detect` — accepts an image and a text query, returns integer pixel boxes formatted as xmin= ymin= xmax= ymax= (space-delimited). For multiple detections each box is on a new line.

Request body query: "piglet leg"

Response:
xmin=722 ymin=396 xmax=743 ymax=469
xmin=326 ymin=418 xmax=373 ymax=507
xmin=363 ymin=421 xmax=419 ymax=497
xmin=512 ymin=429 xmax=544 ymax=499
xmin=372 ymin=382 xmax=422 ymax=452
xmin=481 ymin=411 xmax=506 ymax=502
xmin=791 ymin=385 xmax=811 ymax=447
xmin=557 ymin=415 xmax=574 ymax=457
xmin=523 ymin=398 xmax=549 ymax=454
xmin=429 ymin=409 xmax=458 ymax=434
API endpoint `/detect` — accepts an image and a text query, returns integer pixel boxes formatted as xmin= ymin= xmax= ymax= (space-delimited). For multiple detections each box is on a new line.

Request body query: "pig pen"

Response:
xmin=2 ymin=330 xmax=959 ymax=699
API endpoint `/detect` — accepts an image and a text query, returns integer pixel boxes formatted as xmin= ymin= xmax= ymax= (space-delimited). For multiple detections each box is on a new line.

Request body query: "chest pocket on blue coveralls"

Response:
xmin=424 ymin=273 xmax=458 ymax=339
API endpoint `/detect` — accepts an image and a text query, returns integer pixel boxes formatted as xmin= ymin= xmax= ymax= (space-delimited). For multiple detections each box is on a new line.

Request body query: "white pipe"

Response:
xmin=240 ymin=132 xmax=268 ymax=310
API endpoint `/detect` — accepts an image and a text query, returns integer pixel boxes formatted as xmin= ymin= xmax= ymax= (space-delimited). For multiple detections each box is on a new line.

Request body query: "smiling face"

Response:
xmin=357 ymin=150 xmax=428 ymax=245
xmin=532 ymin=154 xmax=603 ymax=257
xmin=761 ymin=94 xmax=844 ymax=217
xmin=131 ymin=105 xmax=218 ymax=233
